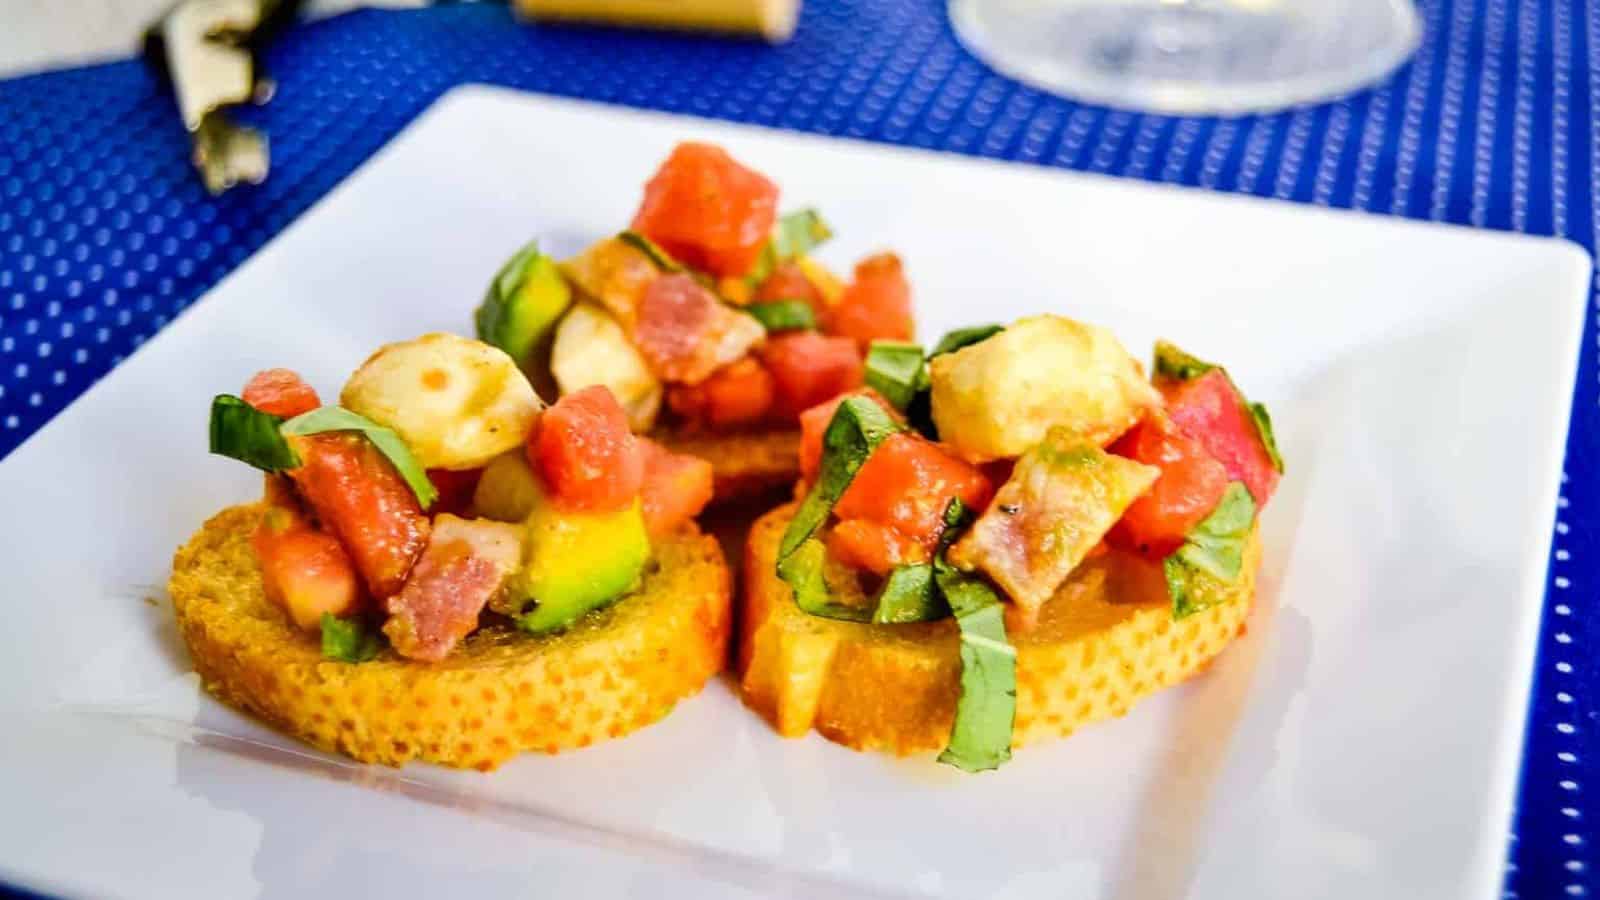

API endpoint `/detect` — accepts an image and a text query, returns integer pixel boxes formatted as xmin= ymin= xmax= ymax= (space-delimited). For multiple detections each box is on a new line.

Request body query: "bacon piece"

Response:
xmin=634 ymin=273 xmax=764 ymax=385
xmin=383 ymin=515 xmax=521 ymax=662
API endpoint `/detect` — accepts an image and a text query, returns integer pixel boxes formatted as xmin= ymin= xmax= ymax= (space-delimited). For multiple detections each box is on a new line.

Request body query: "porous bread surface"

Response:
xmin=170 ymin=504 xmax=731 ymax=770
xmin=655 ymin=427 xmax=800 ymax=503
xmin=738 ymin=503 xmax=1258 ymax=756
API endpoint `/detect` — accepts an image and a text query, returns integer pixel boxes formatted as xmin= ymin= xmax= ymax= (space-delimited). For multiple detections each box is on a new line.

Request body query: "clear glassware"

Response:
xmin=948 ymin=0 xmax=1422 ymax=115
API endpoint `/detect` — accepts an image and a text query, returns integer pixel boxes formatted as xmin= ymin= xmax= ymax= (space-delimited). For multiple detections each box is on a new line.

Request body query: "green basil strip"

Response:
xmin=209 ymin=394 xmax=301 ymax=471
xmin=1151 ymin=339 xmax=1217 ymax=381
xmin=872 ymin=564 xmax=939 ymax=624
xmin=779 ymin=538 xmax=874 ymax=622
xmin=1166 ymin=482 xmax=1256 ymax=619
xmin=320 ymin=613 xmax=382 ymax=662
xmin=864 ymin=341 xmax=927 ymax=411
xmin=745 ymin=299 xmax=817 ymax=332
xmin=281 ymin=406 xmax=439 ymax=509
xmin=938 ymin=496 xmax=975 ymax=549
xmin=778 ymin=396 xmax=904 ymax=561
xmin=935 ymin=571 xmax=1016 ymax=773
xmin=1248 ymin=402 xmax=1285 ymax=474
xmin=930 ymin=324 xmax=1004 ymax=358
xmin=617 ymin=230 xmax=685 ymax=272
xmin=745 ymin=209 xmax=835 ymax=287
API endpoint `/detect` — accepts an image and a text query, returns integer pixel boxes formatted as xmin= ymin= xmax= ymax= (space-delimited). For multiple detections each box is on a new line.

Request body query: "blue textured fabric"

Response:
xmin=0 ymin=1 xmax=1593 ymax=894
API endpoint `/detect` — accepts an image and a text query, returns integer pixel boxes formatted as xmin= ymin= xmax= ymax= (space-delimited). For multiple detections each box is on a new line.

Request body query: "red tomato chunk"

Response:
xmin=1108 ymin=414 xmax=1230 ymax=557
xmin=753 ymin=262 xmax=823 ymax=307
xmin=834 ymin=432 xmax=994 ymax=554
xmin=1161 ymin=370 xmax=1280 ymax=505
xmin=638 ymin=438 xmax=715 ymax=537
xmin=630 ymin=142 xmax=778 ymax=277
xmin=242 ymin=368 xmax=321 ymax=418
xmin=827 ymin=518 xmax=927 ymax=576
xmin=796 ymin=388 xmax=899 ymax=482
xmin=252 ymin=479 xmax=362 ymax=631
xmin=530 ymin=385 xmax=644 ymax=513
xmin=822 ymin=253 xmax=914 ymax=351
xmin=288 ymin=433 xmax=430 ymax=599
xmin=758 ymin=331 xmax=863 ymax=419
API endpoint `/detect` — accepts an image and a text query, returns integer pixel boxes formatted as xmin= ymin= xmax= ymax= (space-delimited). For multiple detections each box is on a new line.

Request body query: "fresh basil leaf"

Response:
xmin=745 ymin=209 xmax=834 ymax=287
xmin=872 ymin=564 xmax=940 ymax=623
xmin=209 ymin=394 xmax=301 ymax=471
xmin=281 ymin=406 xmax=439 ymax=509
xmin=778 ymin=396 xmax=904 ymax=561
xmin=320 ymin=613 xmax=381 ymax=662
xmin=935 ymin=570 xmax=1016 ymax=772
xmin=618 ymin=230 xmax=685 ymax=272
xmin=780 ymin=538 xmax=873 ymax=622
xmin=930 ymin=324 xmax=1003 ymax=358
xmin=745 ymin=300 xmax=817 ymax=332
xmin=1151 ymin=339 xmax=1218 ymax=381
xmin=864 ymin=340 xmax=927 ymax=411
xmin=1167 ymin=482 xmax=1255 ymax=618
xmin=1248 ymin=402 xmax=1285 ymax=474
xmin=938 ymin=496 xmax=975 ymax=548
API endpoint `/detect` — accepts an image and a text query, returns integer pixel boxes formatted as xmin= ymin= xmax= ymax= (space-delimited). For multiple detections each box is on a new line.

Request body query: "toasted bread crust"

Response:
xmin=170 ymin=504 xmax=731 ymax=770
xmin=738 ymin=504 xmax=1258 ymax=756
xmin=655 ymin=427 xmax=800 ymax=503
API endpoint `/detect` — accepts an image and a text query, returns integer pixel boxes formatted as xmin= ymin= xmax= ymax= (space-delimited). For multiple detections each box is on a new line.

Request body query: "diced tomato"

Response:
xmin=427 ymin=468 xmax=482 ymax=517
xmin=796 ymin=387 xmax=899 ymax=482
xmin=827 ymin=518 xmax=927 ymax=576
xmin=637 ymin=438 xmax=715 ymax=537
xmin=667 ymin=356 xmax=776 ymax=429
xmin=530 ymin=385 xmax=645 ymax=513
xmin=1108 ymin=414 xmax=1230 ymax=557
xmin=1160 ymin=370 xmax=1280 ymax=505
xmin=634 ymin=273 xmax=764 ymax=385
xmin=287 ymin=433 xmax=430 ymax=599
xmin=758 ymin=331 xmax=863 ymax=419
xmin=253 ymin=478 xmax=363 ymax=631
xmin=834 ymin=432 xmax=994 ymax=553
xmin=242 ymin=368 xmax=321 ymax=418
xmin=821 ymin=253 xmax=914 ymax=351
xmin=753 ymin=262 xmax=824 ymax=307
xmin=630 ymin=142 xmax=779 ymax=277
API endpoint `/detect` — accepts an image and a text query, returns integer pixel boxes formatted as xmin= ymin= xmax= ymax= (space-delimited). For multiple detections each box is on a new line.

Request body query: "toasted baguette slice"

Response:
xmin=655 ymin=427 xmax=800 ymax=504
xmin=738 ymin=503 xmax=1258 ymax=755
xmin=170 ymin=504 xmax=731 ymax=771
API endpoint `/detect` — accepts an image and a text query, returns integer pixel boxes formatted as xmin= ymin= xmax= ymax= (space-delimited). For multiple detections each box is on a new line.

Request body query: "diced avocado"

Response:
xmin=475 ymin=241 xmax=573 ymax=376
xmin=511 ymin=498 xmax=651 ymax=634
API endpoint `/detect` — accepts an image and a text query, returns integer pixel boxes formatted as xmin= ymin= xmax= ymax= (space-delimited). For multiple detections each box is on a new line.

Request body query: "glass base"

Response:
xmin=949 ymin=0 xmax=1422 ymax=115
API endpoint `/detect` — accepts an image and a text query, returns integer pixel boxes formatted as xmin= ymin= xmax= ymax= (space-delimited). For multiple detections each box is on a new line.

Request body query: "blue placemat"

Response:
xmin=0 ymin=1 xmax=1593 ymax=894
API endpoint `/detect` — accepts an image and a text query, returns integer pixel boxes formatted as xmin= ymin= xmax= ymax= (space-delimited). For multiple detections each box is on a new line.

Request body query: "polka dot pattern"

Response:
xmin=0 ymin=0 xmax=1594 ymax=892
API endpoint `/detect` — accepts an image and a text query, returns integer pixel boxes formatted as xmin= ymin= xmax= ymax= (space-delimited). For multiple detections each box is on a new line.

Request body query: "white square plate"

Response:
xmin=0 ymin=86 xmax=1588 ymax=900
